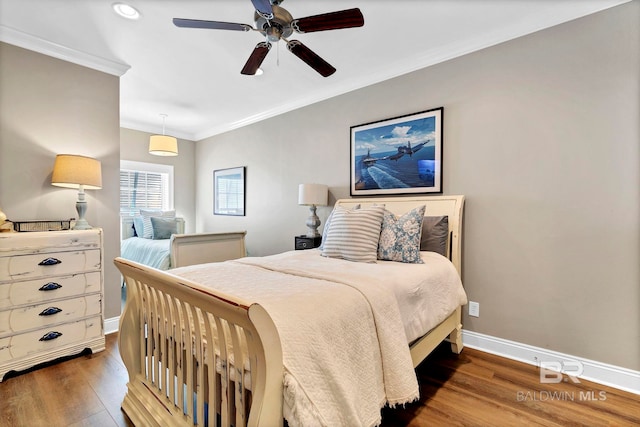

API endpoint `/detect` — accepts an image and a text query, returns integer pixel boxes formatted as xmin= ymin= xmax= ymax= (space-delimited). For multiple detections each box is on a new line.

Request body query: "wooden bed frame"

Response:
xmin=121 ymin=216 xmax=247 ymax=268
xmin=115 ymin=195 xmax=465 ymax=427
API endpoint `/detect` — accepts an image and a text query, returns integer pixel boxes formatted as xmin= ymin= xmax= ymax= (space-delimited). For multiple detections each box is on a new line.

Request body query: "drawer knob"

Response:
xmin=39 ymin=331 xmax=63 ymax=341
xmin=39 ymin=307 xmax=62 ymax=316
xmin=38 ymin=257 xmax=62 ymax=266
xmin=39 ymin=282 xmax=62 ymax=291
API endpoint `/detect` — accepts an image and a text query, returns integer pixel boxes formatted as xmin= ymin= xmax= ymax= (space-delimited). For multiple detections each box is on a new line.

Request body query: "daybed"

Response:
xmin=115 ymin=195 xmax=466 ymax=427
xmin=120 ymin=215 xmax=246 ymax=269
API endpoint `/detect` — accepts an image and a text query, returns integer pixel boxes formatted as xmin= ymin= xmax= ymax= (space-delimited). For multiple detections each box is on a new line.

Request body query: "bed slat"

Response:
xmin=116 ymin=257 xmax=283 ymax=427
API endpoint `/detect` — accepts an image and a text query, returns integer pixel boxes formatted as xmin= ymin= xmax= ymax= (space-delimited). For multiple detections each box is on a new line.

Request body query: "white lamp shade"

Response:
xmin=298 ymin=183 xmax=328 ymax=206
xmin=51 ymin=154 xmax=102 ymax=189
xmin=149 ymin=135 xmax=178 ymax=156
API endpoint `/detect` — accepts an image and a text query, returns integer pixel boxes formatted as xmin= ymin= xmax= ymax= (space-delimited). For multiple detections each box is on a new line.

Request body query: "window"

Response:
xmin=120 ymin=160 xmax=174 ymax=216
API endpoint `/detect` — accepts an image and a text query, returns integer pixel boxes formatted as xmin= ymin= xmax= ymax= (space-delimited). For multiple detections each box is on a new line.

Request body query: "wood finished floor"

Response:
xmin=1 ymin=334 xmax=638 ymax=426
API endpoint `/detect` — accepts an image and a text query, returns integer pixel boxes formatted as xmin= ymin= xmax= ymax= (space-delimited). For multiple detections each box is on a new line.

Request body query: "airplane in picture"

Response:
xmin=381 ymin=139 xmax=430 ymax=162
xmin=396 ymin=140 xmax=427 ymax=157
xmin=360 ymin=139 xmax=431 ymax=167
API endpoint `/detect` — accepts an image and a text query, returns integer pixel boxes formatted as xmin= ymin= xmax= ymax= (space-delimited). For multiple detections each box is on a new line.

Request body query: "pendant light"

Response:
xmin=149 ymin=114 xmax=178 ymax=156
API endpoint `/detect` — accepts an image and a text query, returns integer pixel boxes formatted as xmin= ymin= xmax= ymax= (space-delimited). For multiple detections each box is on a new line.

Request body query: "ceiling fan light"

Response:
xmin=149 ymin=135 xmax=178 ymax=156
xmin=113 ymin=3 xmax=140 ymax=20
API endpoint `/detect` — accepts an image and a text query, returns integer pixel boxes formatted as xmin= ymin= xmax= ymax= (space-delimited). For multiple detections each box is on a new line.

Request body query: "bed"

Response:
xmin=120 ymin=215 xmax=247 ymax=269
xmin=115 ymin=195 xmax=466 ymax=427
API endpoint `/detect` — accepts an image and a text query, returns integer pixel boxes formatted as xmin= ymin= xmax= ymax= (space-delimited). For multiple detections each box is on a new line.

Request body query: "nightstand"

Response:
xmin=295 ymin=235 xmax=322 ymax=250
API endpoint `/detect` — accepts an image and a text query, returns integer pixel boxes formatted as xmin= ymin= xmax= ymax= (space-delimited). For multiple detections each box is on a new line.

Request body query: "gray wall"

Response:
xmin=0 ymin=42 xmax=122 ymax=319
xmin=120 ymin=128 xmax=196 ymax=233
xmin=195 ymin=3 xmax=639 ymax=370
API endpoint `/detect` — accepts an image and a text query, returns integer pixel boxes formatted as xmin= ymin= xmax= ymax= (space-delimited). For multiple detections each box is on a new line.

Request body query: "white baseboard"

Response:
xmin=462 ymin=329 xmax=640 ymax=395
xmin=104 ymin=316 xmax=120 ymax=335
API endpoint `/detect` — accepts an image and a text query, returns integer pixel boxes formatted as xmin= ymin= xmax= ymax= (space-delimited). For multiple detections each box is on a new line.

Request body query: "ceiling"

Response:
xmin=0 ymin=0 xmax=628 ymax=141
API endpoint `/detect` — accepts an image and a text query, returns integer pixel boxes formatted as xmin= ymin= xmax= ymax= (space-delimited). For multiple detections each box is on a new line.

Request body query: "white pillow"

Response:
xmin=321 ymin=205 xmax=385 ymax=263
xmin=139 ymin=209 xmax=175 ymax=239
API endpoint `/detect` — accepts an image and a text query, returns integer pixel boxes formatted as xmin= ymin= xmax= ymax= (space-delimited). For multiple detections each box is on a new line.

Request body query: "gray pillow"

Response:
xmin=140 ymin=209 xmax=176 ymax=239
xmin=150 ymin=216 xmax=178 ymax=240
xmin=420 ymin=215 xmax=449 ymax=256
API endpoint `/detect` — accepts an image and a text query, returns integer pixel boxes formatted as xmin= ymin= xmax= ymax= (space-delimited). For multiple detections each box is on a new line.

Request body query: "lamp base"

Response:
xmin=73 ymin=218 xmax=92 ymax=230
xmin=305 ymin=205 xmax=321 ymax=238
xmin=73 ymin=197 xmax=93 ymax=230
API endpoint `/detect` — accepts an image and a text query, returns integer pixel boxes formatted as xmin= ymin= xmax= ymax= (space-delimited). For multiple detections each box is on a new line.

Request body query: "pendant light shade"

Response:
xmin=149 ymin=114 xmax=178 ymax=156
xmin=149 ymin=134 xmax=178 ymax=156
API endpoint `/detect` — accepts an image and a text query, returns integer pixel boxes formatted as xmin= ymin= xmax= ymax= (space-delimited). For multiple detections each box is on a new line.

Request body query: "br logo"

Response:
xmin=539 ymin=361 xmax=582 ymax=384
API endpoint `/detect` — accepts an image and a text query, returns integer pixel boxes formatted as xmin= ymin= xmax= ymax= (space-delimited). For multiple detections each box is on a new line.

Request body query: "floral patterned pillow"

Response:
xmin=377 ymin=205 xmax=426 ymax=263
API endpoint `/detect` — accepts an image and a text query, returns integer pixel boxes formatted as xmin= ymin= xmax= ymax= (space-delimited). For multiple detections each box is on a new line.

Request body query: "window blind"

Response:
xmin=120 ymin=170 xmax=169 ymax=215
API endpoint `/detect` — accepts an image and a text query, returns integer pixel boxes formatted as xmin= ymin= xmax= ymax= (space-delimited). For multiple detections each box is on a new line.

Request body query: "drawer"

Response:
xmin=0 ymin=316 xmax=102 ymax=363
xmin=0 ymin=272 xmax=101 ymax=310
xmin=0 ymin=294 xmax=101 ymax=337
xmin=295 ymin=235 xmax=322 ymax=250
xmin=0 ymin=229 xmax=101 ymax=255
xmin=0 ymin=249 xmax=101 ymax=282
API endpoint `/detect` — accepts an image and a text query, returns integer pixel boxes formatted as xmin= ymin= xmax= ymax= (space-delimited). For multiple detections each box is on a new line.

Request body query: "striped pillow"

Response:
xmin=319 ymin=204 xmax=360 ymax=250
xmin=321 ymin=205 xmax=385 ymax=263
xmin=139 ymin=209 xmax=175 ymax=239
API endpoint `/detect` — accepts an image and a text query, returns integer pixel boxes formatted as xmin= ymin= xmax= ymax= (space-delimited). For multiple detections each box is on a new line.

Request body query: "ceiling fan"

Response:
xmin=173 ymin=0 xmax=364 ymax=77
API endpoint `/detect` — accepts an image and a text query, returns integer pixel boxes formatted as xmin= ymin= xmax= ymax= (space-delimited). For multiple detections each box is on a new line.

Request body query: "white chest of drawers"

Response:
xmin=0 ymin=229 xmax=105 ymax=381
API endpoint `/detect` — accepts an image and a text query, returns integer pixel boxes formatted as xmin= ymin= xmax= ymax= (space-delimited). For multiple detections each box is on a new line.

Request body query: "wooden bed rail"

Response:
xmin=115 ymin=257 xmax=283 ymax=427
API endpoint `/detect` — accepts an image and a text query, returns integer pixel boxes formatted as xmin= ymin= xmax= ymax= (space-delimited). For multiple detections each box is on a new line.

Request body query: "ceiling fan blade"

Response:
xmin=173 ymin=18 xmax=252 ymax=32
xmin=251 ymin=0 xmax=274 ymax=19
xmin=241 ymin=42 xmax=272 ymax=75
xmin=286 ymin=40 xmax=336 ymax=77
xmin=292 ymin=8 xmax=364 ymax=33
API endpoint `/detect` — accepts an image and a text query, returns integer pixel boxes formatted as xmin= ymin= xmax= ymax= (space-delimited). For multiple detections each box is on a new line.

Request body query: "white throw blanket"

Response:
xmin=172 ymin=250 xmax=424 ymax=426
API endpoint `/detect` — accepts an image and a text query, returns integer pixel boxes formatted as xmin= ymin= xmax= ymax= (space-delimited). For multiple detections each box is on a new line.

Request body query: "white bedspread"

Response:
xmin=171 ymin=249 xmax=466 ymax=427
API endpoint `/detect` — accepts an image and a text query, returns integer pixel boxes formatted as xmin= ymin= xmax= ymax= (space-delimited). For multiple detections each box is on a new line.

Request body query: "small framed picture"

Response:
xmin=350 ymin=107 xmax=443 ymax=196
xmin=214 ymin=167 xmax=245 ymax=216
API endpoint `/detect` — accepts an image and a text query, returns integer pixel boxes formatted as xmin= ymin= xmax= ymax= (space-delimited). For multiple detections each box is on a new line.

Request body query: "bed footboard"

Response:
xmin=170 ymin=231 xmax=247 ymax=268
xmin=115 ymin=257 xmax=283 ymax=427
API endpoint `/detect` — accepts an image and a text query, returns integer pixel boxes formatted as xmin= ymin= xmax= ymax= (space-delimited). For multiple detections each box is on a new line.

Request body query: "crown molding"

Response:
xmin=193 ymin=0 xmax=630 ymax=141
xmin=0 ymin=25 xmax=130 ymax=77
xmin=120 ymin=120 xmax=196 ymax=142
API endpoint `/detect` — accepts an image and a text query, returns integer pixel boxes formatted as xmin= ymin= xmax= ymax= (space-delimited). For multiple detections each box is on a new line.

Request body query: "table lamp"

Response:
xmin=298 ymin=183 xmax=328 ymax=237
xmin=51 ymin=154 xmax=102 ymax=230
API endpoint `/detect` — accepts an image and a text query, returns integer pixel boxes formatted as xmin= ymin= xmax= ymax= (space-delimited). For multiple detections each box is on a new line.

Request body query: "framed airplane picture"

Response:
xmin=350 ymin=107 xmax=443 ymax=196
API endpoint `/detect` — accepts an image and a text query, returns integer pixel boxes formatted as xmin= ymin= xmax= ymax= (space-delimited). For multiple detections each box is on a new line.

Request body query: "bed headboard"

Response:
xmin=334 ymin=195 xmax=465 ymax=276
xmin=120 ymin=216 xmax=186 ymax=240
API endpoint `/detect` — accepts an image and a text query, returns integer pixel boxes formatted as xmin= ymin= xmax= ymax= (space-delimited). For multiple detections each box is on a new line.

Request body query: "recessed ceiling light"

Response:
xmin=113 ymin=3 xmax=140 ymax=20
xmin=255 ymin=68 xmax=264 ymax=76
